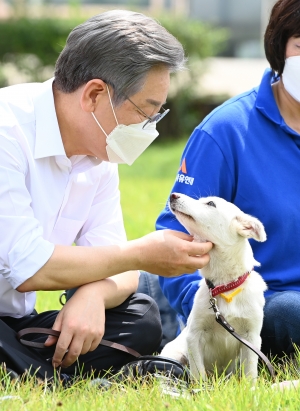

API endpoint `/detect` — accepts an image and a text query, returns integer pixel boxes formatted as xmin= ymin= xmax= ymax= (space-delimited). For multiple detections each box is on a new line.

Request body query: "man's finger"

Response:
xmin=166 ymin=229 xmax=194 ymax=241
xmin=52 ymin=332 xmax=73 ymax=368
xmin=188 ymin=241 xmax=213 ymax=256
xmin=89 ymin=334 xmax=103 ymax=352
xmin=185 ymin=254 xmax=211 ymax=272
xmin=61 ymin=336 xmax=91 ymax=368
xmin=44 ymin=334 xmax=58 ymax=347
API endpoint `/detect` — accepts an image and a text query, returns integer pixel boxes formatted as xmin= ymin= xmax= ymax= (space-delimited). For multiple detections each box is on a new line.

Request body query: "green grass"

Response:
xmin=1 ymin=363 xmax=300 ymax=410
xmin=5 ymin=139 xmax=300 ymax=409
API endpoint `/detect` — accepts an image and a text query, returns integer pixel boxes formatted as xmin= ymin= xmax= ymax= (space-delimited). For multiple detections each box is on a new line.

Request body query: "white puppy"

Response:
xmin=161 ymin=193 xmax=267 ymax=382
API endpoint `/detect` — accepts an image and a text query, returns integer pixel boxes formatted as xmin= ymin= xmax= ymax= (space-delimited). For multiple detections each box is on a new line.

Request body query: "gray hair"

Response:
xmin=54 ymin=10 xmax=186 ymax=105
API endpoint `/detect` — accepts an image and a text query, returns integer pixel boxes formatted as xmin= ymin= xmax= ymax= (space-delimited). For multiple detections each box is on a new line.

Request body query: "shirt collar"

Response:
xmin=33 ymin=78 xmax=66 ymax=160
xmin=256 ymin=68 xmax=300 ymax=137
xmin=33 ymin=78 xmax=102 ymax=171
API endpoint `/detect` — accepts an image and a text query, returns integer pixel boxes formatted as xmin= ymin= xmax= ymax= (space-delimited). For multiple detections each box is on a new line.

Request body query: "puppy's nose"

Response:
xmin=170 ymin=193 xmax=180 ymax=201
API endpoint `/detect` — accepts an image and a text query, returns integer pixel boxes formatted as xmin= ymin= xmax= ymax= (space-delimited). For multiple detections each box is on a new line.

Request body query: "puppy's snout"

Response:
xmin=169 ymin=193 xmax=180 ymax=211
xmin=170 ymin=193 xmax=180 ymax=201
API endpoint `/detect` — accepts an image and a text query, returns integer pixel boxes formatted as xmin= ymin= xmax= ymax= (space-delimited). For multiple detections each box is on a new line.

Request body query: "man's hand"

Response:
xmin=127 ymin=229 xmax=213 ymax=277
xmin=44 ymin=284 xmax=105 ymax=368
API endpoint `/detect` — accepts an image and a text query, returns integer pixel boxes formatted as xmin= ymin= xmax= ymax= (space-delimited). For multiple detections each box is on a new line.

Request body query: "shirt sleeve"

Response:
xmin=156 ymin=126 xmax=235 ymax=322
xmin=75 ymin=163 xmax=127 ymax=247
xmin=0 ymin=135 xmax=55 ymax=289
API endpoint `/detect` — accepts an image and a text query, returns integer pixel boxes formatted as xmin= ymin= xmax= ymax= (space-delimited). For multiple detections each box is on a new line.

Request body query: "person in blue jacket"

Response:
xmin=141 ymin=0 xmax=300 ymax=358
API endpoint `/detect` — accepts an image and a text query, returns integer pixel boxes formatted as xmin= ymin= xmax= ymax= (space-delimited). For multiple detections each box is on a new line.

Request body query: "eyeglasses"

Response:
xmin=126 ymin=97 xmax=170 ymax=129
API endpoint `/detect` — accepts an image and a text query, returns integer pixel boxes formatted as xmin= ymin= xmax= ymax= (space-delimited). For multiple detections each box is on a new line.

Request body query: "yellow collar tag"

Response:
xmin=220 ymin=287 xmax=243 ymax=303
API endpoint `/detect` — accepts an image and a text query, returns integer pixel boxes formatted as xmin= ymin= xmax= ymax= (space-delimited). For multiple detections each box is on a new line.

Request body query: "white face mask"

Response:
xmin=92 ymin=86 xmax=159 ymax=165
xmin=282 ymin=56 xmax=300 ymax=103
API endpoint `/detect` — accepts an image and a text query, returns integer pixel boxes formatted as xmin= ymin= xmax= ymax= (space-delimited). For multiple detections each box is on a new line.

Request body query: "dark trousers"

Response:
xmin=261 ymin=291 xmax=300 ymax=358
xmin=0 ymin=293 xmax=162 ymax=379
xmin=137 ymin=272 xmax=179 ymax=351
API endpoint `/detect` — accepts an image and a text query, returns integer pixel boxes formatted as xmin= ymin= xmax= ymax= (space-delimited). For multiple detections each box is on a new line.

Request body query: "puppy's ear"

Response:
xmin=232 ymin=214 xmax=267 ymax=242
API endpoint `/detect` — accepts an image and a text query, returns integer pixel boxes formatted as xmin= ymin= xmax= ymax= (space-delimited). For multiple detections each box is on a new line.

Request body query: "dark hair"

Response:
xmin=54 ymin=10 xmax=186 ymax=105
xmin=264 ymin=0 xmax=300 ymax=75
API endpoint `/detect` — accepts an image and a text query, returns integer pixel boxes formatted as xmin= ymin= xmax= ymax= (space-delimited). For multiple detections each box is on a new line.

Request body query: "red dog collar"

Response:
xmin=206 ymin=270 xmax=252 ymax=298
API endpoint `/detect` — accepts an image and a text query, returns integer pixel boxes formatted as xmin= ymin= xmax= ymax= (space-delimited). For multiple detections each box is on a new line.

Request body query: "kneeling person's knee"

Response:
xmin=130 ymin=293 xmax=162 ymax=355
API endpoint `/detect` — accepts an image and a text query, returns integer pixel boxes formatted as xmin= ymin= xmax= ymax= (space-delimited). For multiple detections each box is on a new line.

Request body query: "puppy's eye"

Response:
xmin=206 ymin=201 xmax=216 ymax=208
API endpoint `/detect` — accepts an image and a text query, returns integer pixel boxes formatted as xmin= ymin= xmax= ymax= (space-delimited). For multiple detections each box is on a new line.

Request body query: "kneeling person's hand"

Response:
xmin=130 ymin=229 xmax=213 ymax=277
xmin=44 ymin=284 xmax=105 ymax=368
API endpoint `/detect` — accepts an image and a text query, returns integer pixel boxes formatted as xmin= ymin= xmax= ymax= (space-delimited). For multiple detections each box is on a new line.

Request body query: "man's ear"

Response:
xmin=80 ymin=79 xmax=107 ymax=112
xmin=231 ymin=214 xmax=267 ymax=242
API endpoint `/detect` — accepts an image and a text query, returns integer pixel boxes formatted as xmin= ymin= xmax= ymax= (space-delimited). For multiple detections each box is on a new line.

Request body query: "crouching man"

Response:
xmin=0 ymin=10 xmax=212 ymax=379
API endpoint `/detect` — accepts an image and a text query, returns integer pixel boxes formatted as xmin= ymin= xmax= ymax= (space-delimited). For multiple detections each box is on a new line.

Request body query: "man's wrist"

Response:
xmin=119 ymin=240 xmax=142 ymax=272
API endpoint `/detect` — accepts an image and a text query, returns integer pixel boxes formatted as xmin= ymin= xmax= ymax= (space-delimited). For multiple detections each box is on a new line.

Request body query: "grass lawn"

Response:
xmin=3 ymin=139 xmax=300 ymax=409
xmin=1 ymin=362 xmax=300 ymax=410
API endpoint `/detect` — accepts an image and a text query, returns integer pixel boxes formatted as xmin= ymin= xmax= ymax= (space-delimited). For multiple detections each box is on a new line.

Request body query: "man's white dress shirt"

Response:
xmin=0 ymin=79 xmax=127 ymax=318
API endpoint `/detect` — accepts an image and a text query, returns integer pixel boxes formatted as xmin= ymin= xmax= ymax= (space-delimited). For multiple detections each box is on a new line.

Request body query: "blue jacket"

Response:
xmin=156 ymin=69 xmax=300 ymax=324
